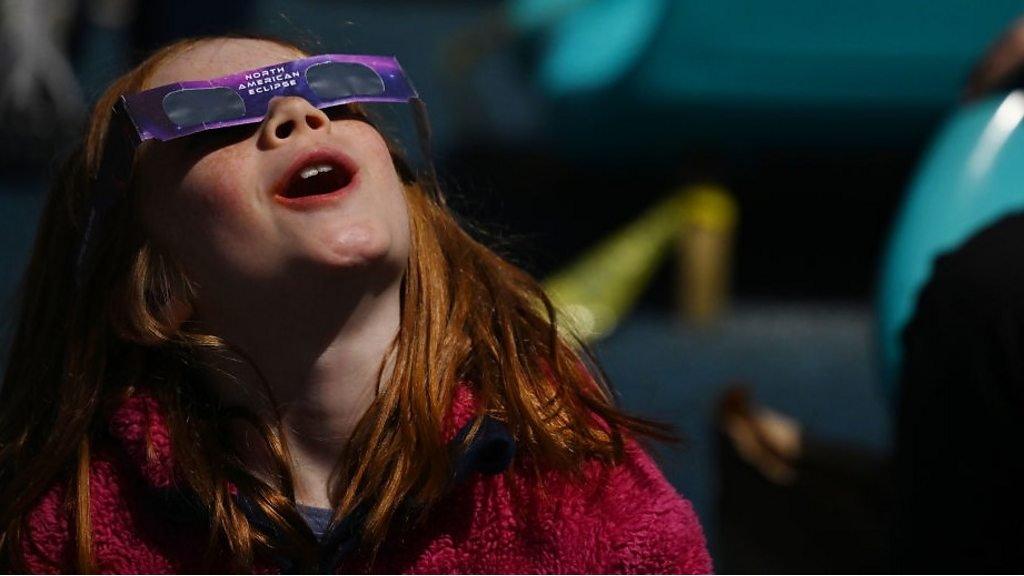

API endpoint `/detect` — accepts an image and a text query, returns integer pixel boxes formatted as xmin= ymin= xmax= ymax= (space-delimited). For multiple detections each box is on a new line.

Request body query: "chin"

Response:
xmin=317 ymin=224 xmax=397 ymax=269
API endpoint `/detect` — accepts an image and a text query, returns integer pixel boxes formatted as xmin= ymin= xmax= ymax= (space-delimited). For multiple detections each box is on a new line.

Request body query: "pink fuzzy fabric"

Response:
xmin=20 ymin=387 xmax=712 ymax=574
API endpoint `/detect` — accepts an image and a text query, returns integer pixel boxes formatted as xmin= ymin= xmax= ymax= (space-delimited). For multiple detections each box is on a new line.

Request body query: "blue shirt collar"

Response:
xmin=239 ymin=414 xmax=515 ymax=573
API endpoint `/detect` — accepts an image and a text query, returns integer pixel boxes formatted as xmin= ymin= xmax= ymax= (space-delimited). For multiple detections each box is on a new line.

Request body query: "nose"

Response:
xmin=259 ymin=96 xmax=330 ymax=148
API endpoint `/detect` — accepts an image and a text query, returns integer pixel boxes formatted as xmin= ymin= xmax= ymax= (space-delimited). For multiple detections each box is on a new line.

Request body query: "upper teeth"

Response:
xmin=299 ymin=164 xmax=334 ymax=179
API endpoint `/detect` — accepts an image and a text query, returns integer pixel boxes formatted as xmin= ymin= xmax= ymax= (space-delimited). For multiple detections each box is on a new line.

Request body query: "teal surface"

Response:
xmin=511 ymin=0 xmax=1024 ymax=155
xmin=878 ymin=92 xmax=1024 ymax=399
xmin=525 ymin=0 xmax=1020 ymax=104
xmin=596 ymin=305 xmax=884 ymax=552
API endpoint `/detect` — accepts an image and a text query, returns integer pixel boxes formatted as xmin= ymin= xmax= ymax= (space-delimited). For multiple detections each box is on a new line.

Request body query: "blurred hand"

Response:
xmin=964 ymin=16 xmax=1024 ymax=102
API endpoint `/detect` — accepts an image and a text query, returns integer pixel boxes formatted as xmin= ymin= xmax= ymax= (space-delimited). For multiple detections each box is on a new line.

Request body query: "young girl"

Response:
xmin=0 ymin=36 xmax=711 ymax=573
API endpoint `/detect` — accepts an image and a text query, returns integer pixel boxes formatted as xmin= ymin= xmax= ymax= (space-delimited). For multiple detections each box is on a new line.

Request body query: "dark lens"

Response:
xmin=162 ymin=88 xmax=246 ymax=128
xmin=306 ymin=62 xmax=385 ymax=100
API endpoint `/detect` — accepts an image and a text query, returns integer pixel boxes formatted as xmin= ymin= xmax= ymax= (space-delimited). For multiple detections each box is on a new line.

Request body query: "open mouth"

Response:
xmin=272 ymin=149 xmax=361 ymax=206
xmin=278 ymin=160 xmax=354 ymax=199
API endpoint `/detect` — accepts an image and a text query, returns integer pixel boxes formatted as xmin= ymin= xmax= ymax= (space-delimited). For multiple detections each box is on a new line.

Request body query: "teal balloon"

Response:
xmin=508 ymin=0 xmax=667 ymax=95
xmin=878 ymin=92 xmax=1024 ymax=401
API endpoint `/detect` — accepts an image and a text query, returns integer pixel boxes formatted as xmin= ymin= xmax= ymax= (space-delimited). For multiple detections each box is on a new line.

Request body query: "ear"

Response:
xmin=116 ymin=243 xmax=197 ymax=346
xmin=158 ymin=291 xmax=195 ymax=334
xmin=146 ymin=248 xmax=197 ymax=340
xmin=132 ymin=281 xmax=195 ymax=346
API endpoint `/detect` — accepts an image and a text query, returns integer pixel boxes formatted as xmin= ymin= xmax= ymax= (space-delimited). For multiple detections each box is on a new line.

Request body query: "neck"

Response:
xmin=196 ymin=270 xmax=402 ymax=509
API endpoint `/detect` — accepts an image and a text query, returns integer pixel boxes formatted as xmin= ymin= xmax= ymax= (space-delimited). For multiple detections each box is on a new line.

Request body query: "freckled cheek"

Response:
xmin=366 ymin=145 xmax=412 ymax=247
xmin=359 ymin=133 xmax=408 ymax=209
xmin=159 ymin=160 xmax=266 ymax=269
xmin=186 ymin=180 xmax=241 ymax=219
xmin=177 ymin=158 xmax=261 ymax=231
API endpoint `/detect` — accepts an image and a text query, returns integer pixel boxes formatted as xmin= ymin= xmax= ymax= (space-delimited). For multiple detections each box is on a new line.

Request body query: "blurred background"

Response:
xmin=6 ymin=0 xmax=1024 ymax=572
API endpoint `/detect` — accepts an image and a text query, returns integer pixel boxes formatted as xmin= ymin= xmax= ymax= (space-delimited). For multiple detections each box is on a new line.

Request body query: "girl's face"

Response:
xmin=136 ymin=39 xmax=411 ymax=309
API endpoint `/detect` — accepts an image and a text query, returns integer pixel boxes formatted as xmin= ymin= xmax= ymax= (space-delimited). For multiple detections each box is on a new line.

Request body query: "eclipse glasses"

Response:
xmin=121 ymin=54 xmax=419 ymax=144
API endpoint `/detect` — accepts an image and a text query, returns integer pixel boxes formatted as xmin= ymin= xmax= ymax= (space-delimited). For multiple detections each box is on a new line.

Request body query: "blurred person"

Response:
xmin=895 ymin=18 xmax=1024 ymax=573
xmin=0 ymin=36 xmax=711 ymax=573
xmin=0 ymin=0 xmax=85 ymax=169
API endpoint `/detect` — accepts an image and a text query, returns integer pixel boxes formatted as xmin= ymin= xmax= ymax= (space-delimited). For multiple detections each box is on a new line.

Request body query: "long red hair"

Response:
xmin=0 ymin=36 xmax=673 ymax=572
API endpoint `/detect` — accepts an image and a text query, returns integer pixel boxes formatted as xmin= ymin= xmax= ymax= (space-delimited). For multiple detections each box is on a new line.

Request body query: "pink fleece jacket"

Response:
xmin=19 ymin=386 xmax=712 ymax=573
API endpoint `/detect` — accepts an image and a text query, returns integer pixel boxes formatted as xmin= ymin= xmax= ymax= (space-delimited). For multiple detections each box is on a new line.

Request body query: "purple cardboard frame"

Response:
xmin=120 ymin=54 xmax=419 ymax=144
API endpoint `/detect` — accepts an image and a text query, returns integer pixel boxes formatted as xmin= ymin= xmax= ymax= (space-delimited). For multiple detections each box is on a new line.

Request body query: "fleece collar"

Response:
xmin=105 ymin=384 xmax=515 ymax=573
